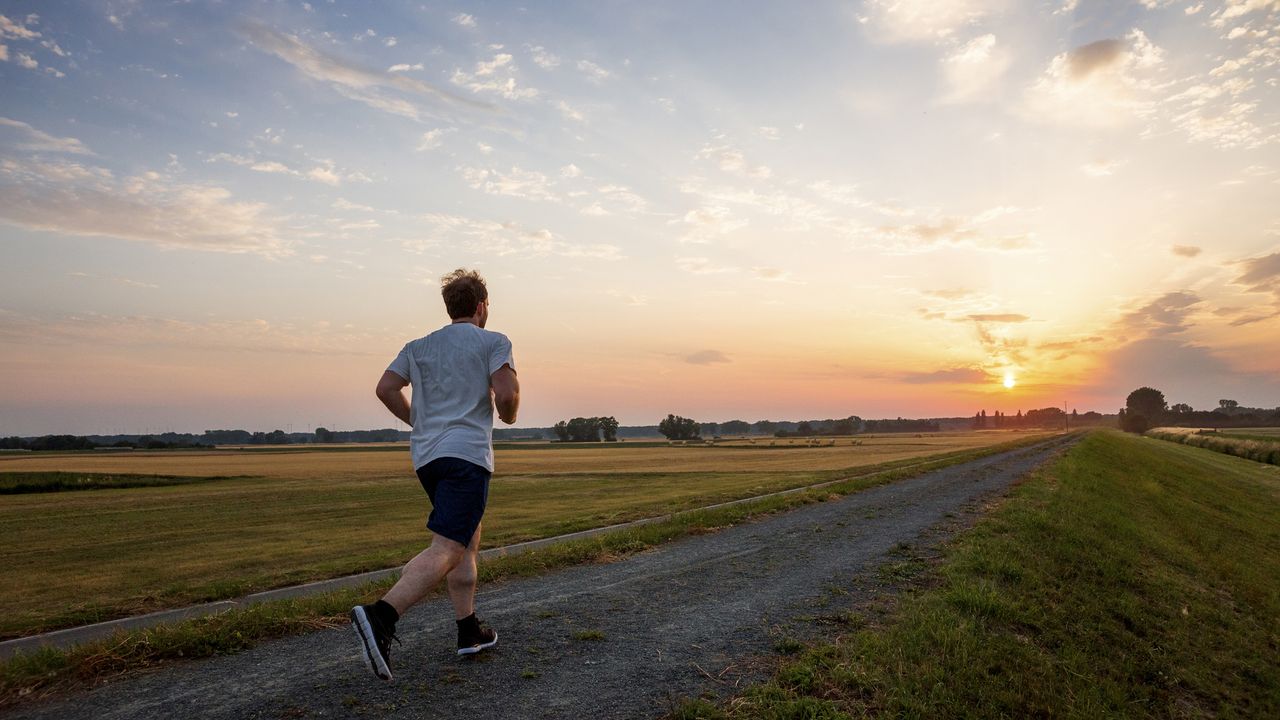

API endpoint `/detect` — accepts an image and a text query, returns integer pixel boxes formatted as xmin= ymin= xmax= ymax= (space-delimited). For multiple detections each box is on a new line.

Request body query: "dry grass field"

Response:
xmin=0 ymin=430 xmax=1050 ymax=639
xmin=0 ymin=430 xmax=1033 ymax=478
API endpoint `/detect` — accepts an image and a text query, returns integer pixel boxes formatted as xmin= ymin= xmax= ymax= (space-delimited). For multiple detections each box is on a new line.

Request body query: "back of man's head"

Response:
xmin=441 ymin=268 xmax=488 ymax=319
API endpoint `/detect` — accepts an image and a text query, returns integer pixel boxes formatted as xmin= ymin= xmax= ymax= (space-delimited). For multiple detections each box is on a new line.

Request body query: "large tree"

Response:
xmin=598 ymin=416 xmax=619 ymax=442
xmin=658 ymin=414 xmax=699 ymax=440
xmin=1126 ymin=387 xmax=1167 ymax=423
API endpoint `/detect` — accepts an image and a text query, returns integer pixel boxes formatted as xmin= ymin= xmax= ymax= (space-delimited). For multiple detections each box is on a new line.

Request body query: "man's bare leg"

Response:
xmin=445 ymin=522 xmax=482 ymax=619
xmin=382 ymin=533 xmax=466 ymax=616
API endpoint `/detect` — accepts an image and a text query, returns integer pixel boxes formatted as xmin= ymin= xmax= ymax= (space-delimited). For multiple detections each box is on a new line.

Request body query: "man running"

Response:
xmin=351 ymin=268 xmax=520 ymax=682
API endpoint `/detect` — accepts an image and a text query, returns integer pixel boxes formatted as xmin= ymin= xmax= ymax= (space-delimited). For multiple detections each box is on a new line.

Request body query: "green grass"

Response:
xmin=1148 ymin=428 xmax=1280 ymax=466
xmin=677 ymin=430 xmax=1279 ymax=719
xmin=0 ymin=471 xmax=247 ymax=494
xmin=0 ymin=434 xmax=1059 ymax=708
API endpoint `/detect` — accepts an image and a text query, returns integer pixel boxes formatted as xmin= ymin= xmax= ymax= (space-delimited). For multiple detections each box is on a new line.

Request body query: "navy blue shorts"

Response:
xmin=415 ymin=457 xmax=491 ymax=547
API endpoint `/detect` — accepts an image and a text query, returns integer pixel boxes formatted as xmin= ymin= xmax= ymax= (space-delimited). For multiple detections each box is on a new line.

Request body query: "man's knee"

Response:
xmin=429 ymin=534 xmax=468 ymax=566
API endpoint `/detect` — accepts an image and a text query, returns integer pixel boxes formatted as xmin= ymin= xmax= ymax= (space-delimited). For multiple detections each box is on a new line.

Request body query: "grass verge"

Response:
xmin=0 ymin=472 xmax=248 ymax=494
xmin=0 ymin=433 xmax=1063 ymax=708
xmin=1148 ymin=427 xmax=1280 ymax=466
xmin=673 ymin=429 xmax=1279 ymax=719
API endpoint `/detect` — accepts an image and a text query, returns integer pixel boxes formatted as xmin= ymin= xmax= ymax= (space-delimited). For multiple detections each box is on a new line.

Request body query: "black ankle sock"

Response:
xmin=456 ymin=613 xmax=478 ymax=630
xmin=373 ymin=600 xmax=399 ymax=626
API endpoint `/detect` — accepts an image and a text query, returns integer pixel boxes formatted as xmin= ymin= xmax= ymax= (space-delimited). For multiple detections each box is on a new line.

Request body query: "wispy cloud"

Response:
xmin=695 ymin=141 xmax=772 ymax=179
xmin=1022 ymin=30 xmax=1164 ymax=128
xmin=0 ymin=117 xmax=93 ymax=154
xmin=451 ymin=53 xmax=538 ymax=100
xmin=577 ymin=59 xmax=610 ymax=82
xmin=940 ymin=34 xmax=1010 ymax=103
xmin=896 ymin=367 xmax=989 ymax=384
xmin=409 ymin=213 xmax=622 ymax=260
xmin=0 ymin=157 xmax=291 ymax=257
xmin=241 ymin=22 xmax=491 ymax=120
xmin=859 ymin=0 xmax=997 ymax=44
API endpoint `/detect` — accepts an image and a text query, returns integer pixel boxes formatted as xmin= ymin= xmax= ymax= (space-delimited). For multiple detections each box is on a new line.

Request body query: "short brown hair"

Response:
xmin=440 ymin=268 xmax=488 ymax=319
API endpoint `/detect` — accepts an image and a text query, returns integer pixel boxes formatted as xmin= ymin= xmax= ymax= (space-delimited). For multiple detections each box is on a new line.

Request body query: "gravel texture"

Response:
xmin=12 ymin=435 xmax=1075 ymax=720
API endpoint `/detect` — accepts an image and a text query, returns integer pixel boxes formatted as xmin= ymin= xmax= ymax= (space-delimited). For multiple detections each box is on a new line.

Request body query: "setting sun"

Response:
xmin=1003 ymin=372 xmax=1017 ymax=390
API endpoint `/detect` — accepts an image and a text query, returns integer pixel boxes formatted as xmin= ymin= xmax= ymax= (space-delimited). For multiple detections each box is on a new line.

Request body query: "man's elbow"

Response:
xmin=375 ymin=381 xmax=401 ymax=402
xmin=495 ymin=392 xmax=519 ymax=424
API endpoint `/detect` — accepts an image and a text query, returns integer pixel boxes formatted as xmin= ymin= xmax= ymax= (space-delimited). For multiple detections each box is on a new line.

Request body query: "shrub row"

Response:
xmin=1146 ymin=429 xmax=1280 ymax=466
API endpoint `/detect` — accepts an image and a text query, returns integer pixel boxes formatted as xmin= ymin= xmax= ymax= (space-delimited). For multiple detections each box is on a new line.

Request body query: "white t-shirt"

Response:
xmin=387 ymin=323 xmax=515 ymax=472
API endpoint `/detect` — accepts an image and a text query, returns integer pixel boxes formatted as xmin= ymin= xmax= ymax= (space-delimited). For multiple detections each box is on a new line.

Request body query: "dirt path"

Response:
xmin=12 ymin=435 xmax=1075 ymax=720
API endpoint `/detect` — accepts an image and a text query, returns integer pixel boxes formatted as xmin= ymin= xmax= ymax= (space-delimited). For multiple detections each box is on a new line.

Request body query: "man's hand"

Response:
xmin=491 ymin=364 xmax=519 ymax=424
xmin=375 ymin=371 xmax=412 ymax=426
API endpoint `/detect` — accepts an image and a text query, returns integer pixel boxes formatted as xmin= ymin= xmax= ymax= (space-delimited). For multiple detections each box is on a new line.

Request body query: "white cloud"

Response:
xmin=388 ymin=62 xmax=424 ymax=73
xmin=208 ymin=152 xmax=358 ymax=185
xmin=251 ymin=160 xmax=292 ymax=174
xmin=307 ymin=166 xmax=341 ymax=186
xmin=451 ymin=53 xmax=538 ymax=100
xmin=0 ymin=158 xmax=291 ymax=256
xmin=758 ymin=126 xmax=780 ymax=140
xmin=677 ymin=206 xmax=747 ymax=244
xmin=1186 ymin=3 xmax=1204 ymax=14
xmin=940 ymin=33 xmax=1010 ymax=103
xmin=107 ymin=15 xmax=123 ymax=30
xmin=384 ymin=37 xmax=397 ymax=47
xmin=241 ymin=22 xmax=490 ymax=120
xmin=453 ymin=13 xmax=477 ymax=28
xmin=577 ymin=59 xmax=610 ymax=82
xmin=656 ymin=97 xmax=676 ymax=114
xmin=0 ymin=44 xmax=8 ymax=62
xmin=869 ymin=216 xmax=1035 ymax=253
xmin=557 ymin=100 xmax=585 ymax=122
xmin=560 ymin=164 xmax=582 ymax=178
xmin=1022 ymin=29 xmax=1165 ymax=127
xmin=0 ymin=14 xmax=40 ymax=40
xmin=1212 ymin=0 xmax=1280 ymax=27
xmin=0 ymin=117 xmax=93 ymax=154
xmin=411 ymin=213 xmax=621 ymax=260
xmin=460 ymin=166 xmax=559 ymax=202
xmin=477 ymin=142 xmax=493 ymax=155
xmin=860 ymin=0 xmax=998 ymax=44
xmin=530 ymin=46 xmax=560 ymax=69
xmin=696 ymin=142 xmax=772 ymax=179
xmin=416 ymin=127 xmax=450 ymax=151
xmin=15 ymin=51 xmax=36 ymax=69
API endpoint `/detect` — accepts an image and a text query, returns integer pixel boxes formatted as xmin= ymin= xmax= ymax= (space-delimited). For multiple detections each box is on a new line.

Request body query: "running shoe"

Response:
xmin=456 ymin=617 xmax=498 ymax=656
xmin=351 ymin=604 xmax=398 ymax=681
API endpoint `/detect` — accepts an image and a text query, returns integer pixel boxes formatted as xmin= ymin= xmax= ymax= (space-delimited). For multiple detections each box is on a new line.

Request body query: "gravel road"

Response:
xmin=12 ymin=435 xmax=1075 ymax=720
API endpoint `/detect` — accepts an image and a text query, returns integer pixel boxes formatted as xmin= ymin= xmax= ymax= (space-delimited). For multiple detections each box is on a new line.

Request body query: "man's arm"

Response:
xmin=375 ymin=371 xmax=412 ymax=426
xmin=491 ymin=364 xmax=519 ymax=425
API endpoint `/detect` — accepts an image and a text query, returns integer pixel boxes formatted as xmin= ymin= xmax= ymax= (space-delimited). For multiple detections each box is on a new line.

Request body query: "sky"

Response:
xmin=1 ymin=0 xmax=1278 ymax=435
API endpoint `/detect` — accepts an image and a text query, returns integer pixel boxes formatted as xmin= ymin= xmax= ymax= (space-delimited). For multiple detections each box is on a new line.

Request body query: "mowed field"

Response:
xmin=0 ymin=430 xmax=1049 ymax=639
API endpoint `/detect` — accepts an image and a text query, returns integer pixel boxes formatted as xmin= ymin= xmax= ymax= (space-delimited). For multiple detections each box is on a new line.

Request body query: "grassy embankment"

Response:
xmin=1148 ymin=426 xmax=1280 ymax=466
xmin=0 ymin=430 xmax=1038 ymax=639
xmin=673 ymin=430 xmax=1279 ymax=719
xmin=0 ymin=432 xmax=1059 ymax=707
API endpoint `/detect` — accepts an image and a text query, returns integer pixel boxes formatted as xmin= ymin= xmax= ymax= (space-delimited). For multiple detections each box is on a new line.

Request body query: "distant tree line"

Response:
xmin=551 ymin=416 xmax=620 ymax=442
xmin=970 ymin=407 xmax=1106 ymax=429
xmin=1118 ymin=388 xmax=1280 ymax=434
